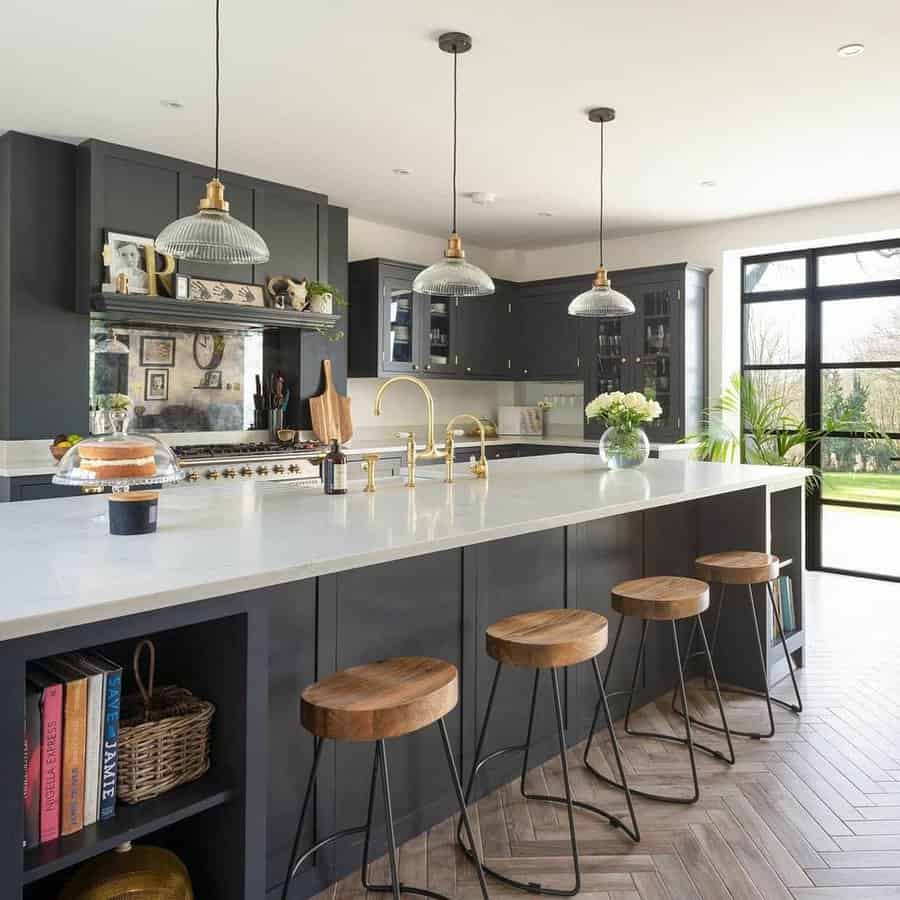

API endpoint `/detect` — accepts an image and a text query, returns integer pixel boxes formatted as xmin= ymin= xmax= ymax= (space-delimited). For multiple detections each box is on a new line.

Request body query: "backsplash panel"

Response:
xmin=90 ymin=325 xmax=263 ymax=432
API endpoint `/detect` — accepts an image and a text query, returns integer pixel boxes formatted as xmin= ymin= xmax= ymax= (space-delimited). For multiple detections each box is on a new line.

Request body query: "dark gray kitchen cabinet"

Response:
xmin=77 ymin=140 xmax=330 ymax=312
xmin=349 ymin=259 xmax=422 ymax=376
xmin=583 ymin=263 xmax=709 ymax=443
xmin=456 ymin=280 xmax=514 ymax=378
xmin=511 ymin=278 xmax=583 ymax=380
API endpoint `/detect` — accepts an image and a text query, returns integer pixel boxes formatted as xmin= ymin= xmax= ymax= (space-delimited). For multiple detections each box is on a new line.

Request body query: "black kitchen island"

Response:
xmin=0 ymin=456 xmax=805 ymax=898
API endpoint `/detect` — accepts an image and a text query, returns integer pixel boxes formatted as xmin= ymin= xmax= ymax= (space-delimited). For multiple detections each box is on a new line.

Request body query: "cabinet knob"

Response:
xmin=635 ymin=356 xmax=642 ymax=363
xmin=412 ymin=364 xmax=419 ymax=371
xmin=425 ymin=364 xmax=432 ymax=370
xmin=466 ymin=366 xmax=472 ymax=373
xmin=523 ymin=368 xmax=529 ymax=375
xmin=256 ymin=465 xmax=269 ymax=476
xmin=620 ymin=357 xmax=628 ymax=364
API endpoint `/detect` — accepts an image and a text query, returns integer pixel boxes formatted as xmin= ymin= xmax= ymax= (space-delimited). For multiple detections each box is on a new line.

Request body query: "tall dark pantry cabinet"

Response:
xmin=582 ymin=262 xmax=710 ymax=443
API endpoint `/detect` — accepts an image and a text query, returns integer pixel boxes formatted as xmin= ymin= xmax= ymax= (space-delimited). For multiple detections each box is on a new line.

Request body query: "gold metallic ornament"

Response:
xmin=60 ymin=842 xmax=194 ymax=899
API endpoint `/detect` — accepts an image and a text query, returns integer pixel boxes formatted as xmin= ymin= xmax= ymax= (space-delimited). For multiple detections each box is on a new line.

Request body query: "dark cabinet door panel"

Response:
xmin=332 ymin=551 xmax=464 ymax=838
xmin=513 ymin=294 xmax=580 ymax=379
xmin=254 ymin=187 xmax=320 ymax=286
xmin=177 ymin=173 xmax=255 ymax=285
xmin=573 ymin=515 xmax=643 ymax=733
xmin=266 ymin=580 xmax=318 ymax=893
xmin=458 ymin=292 xmax=511 ymax=378
xmin=472 ymin=529 xmax=567 ymax=791
xmin=103 ymin=154 xmax=179 ymax=241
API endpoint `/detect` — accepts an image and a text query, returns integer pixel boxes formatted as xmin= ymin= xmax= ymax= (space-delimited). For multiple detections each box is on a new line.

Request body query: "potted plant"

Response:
xmin=585 ymin=390 xmax=662 ymax=469
xmin=683 ymin=373 xmax=879 ymax=491
xmin=306 ymin=280 xmax=345 ymax=315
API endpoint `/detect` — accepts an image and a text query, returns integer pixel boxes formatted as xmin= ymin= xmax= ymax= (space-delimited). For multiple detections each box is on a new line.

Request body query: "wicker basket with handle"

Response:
xmin=117 ymin=640 xmax=215 ymax=805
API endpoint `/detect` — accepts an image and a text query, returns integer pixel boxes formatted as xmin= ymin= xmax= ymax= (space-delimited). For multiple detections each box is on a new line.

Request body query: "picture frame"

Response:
xmin=189 ymin=278 xmax=265 ymax=307
xmin=144 ymin=368 xmax=169 ymax=402
xmin=175 ymin=273 xmax=191 ymax=300
xmin=202 ymin=370 xmax=223 ymax=389
xmin=102 ymin=232 xmax=156 ymax=295
xmin=139 ymin=335 xmax=176 ymax=367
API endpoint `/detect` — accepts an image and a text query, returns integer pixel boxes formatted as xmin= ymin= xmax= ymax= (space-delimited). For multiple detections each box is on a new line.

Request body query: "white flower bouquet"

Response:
xmin=585 ymin=391 xmax=662 ymax=429
xmin=585 ymin=391 xmax=662 ymax=469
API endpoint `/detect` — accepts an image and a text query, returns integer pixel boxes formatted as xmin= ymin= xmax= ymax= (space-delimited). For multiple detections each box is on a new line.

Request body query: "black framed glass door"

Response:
xmin=742 ymin=241 xmax=900 ymax=581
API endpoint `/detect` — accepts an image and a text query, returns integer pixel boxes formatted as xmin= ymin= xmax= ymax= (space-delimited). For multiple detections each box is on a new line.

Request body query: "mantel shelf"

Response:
xmin=89 ymin=293 xmax=342 ymax=333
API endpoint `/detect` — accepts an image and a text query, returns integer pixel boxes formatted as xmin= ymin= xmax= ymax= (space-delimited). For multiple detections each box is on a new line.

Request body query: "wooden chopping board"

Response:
xmin=309 ymin=360 xmax=353 ymax=444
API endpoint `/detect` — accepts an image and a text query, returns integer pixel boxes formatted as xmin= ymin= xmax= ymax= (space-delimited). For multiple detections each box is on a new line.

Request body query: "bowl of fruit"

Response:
xmin=50 ymin=434 xmax=84 ymax=463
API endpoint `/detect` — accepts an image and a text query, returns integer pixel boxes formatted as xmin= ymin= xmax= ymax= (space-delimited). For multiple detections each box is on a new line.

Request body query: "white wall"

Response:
xmin=348 ymin=216 xmax=506 ymax=271
xmin=347 ymin=377 xmax=514 ymax=441
xmin=493 ymin=193 xmax=900 ymax=400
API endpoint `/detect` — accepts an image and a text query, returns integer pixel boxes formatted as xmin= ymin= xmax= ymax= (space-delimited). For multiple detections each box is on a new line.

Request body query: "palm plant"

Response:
xmin=684 ymin=374 xmax=870 ymax=489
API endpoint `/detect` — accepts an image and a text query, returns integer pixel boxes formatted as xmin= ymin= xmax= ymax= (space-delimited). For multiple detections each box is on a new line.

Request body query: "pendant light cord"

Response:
xmin=599 ymin=119 xmax=604 ymax=267
xmin=214 ymin=0 xmax=220 ymax=180
xmin=451 ymin=49 xmax=458 ymax=234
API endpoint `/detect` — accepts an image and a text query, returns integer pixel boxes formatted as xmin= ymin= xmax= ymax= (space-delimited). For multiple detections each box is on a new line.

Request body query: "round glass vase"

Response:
xmin=598 ymin=424 xmax=650 ymax=470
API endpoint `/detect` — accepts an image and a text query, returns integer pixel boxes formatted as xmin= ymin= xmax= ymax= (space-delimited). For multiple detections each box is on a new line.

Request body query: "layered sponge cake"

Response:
xmin=78 ymin=439 xmax=158 ymax=480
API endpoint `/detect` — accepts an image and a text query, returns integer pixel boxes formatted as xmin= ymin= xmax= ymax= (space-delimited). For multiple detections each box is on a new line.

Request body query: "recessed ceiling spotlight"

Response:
xmin=537 ymin=211 xmax=554 ymax=217
xmin=470 ymin=191 xmax=497 ymax=206
xmin=699 ymin=179 xmax=717 ymax=189
xmin=392 ymin=168 xmax=412 ymax=175
xmin=837 ymin=43 xmax=865 ymax=57
xmin=160 ymin=99 xmax=184 ymax=109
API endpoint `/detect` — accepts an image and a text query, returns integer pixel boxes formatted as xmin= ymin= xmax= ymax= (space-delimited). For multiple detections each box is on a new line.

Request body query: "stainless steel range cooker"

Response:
xmin=170 ymin=441 xmax=325 ymax=484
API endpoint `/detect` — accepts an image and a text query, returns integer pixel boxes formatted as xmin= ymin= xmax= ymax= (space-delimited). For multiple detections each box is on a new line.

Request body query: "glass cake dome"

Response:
xmin=53 ymin=411 xmax=184 ymax=492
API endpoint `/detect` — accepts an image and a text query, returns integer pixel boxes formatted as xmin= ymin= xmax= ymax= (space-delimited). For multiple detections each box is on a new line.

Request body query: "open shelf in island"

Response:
xmin=23 ymin=776 xmax=232 ymax=884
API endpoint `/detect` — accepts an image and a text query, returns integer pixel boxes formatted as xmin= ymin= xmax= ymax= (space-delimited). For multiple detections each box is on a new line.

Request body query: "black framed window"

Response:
xmin=742 ymin=240 xmax=900 ymax=581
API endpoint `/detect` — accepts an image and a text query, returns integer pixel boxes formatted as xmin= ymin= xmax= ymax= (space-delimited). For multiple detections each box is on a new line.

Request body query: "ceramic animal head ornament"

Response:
xmin=265 ymin=275 xmax=308 ymax=311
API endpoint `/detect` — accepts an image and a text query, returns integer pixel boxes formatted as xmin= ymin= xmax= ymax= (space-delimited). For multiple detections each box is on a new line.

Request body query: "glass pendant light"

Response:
xmin=413 ymin=33 xmax=494 ymax=298
xmin=155 ymin=0 xmax=269 ymax=265
xmin=568 ymin=108 xmax=634 ymax=318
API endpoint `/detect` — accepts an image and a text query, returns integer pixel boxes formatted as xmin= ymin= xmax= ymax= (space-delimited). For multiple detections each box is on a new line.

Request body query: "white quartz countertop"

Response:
xmin=0 ymin=456 xmax=804 ymax=641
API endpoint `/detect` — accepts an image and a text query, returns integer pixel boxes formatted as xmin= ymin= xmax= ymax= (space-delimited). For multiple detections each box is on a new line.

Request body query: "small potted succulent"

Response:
xmin=585 ymin=390 xmax=662 ymax=469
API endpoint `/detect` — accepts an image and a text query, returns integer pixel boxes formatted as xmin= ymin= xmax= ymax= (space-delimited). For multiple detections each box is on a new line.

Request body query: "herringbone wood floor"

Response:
xmin=316 ymin=573 xmax=900 ymax=900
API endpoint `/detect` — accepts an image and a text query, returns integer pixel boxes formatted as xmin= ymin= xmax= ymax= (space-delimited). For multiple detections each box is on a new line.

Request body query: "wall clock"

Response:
xmin=193 ymin=333 xmax=225 ymax=370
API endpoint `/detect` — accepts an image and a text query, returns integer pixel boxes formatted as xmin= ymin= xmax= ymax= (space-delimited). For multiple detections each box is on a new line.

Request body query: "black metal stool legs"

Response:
xmin=282 ymin=721 xmax=489 ymax=900
xmin=588 ymin=615 xmax=733 ymax=806
xmin=673 ymin=581 xmax=802 ymax=740
xmin=456 ymin=659 xmax=638 ymax=896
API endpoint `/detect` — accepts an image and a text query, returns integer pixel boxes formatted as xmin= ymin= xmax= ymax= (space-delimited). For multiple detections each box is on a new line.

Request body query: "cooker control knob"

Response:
xmin=256 ymin=465 xmax=269 ymax=476
xmin=205 ymin=469 xmax=219 ymax=480
xmin=272 ymin=464 xmax=285 ymax=475
xmin=239 ymin=466 xmax=253 ymax=478
xmin=186 ymin=471 xmax=200 ymax=482
xmin=287 ymin=464 xmax=299 ymax=474
xmin=222 ymin=468 xmax=237 ymax=479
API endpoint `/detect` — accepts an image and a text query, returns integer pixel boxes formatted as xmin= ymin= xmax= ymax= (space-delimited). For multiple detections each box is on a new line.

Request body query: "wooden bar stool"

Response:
xmin=587 ymin=576 xmax=735 ymax=806
xmin=457 ymin=609 xmax=639 ymax=897
xmin=281 ymin=657 xmax=489 ymax=900
xmin=674 ymin=551 xmax=802 ymax=740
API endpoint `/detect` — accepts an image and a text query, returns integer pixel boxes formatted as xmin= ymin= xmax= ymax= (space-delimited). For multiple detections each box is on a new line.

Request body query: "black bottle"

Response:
xmin=323 ymin=439 xmax=347 ymax=495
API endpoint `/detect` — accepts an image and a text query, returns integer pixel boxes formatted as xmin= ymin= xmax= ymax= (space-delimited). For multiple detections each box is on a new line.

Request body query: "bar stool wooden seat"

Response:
xmin=458 ymin=609 xmax=639 ymax=898
xmin=282 ymin=657 xmax=489 ymax=900
xmin=587 ymin=576 xmax=735 ymax=807
xmin=673 ymin=551 xmax=802 ymax=741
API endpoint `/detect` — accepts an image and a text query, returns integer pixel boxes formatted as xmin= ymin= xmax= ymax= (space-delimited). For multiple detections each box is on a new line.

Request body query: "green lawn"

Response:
xmin=822 ymin=472 xmax=900 ymax=506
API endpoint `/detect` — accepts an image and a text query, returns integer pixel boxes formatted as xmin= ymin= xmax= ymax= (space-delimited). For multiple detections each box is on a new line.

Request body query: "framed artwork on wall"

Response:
xmin=140 ymin=335 xmax=176 ymax=367
xmin=144 ymin=369 xmax=169 ymax=402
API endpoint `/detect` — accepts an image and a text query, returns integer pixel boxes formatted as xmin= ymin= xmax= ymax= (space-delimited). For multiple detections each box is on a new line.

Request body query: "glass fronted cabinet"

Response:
xmin=423 ymin=297 xmax=459 ymax=375
xmin=583 ymin=263 xmax=709 ymax=443
xmin=383 ymin=274 xmax=418 ymax=372
xmin=637 ymin=282 xmax=680 ymax=438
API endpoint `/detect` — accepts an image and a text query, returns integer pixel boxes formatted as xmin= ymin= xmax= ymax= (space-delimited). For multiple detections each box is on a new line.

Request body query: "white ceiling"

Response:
xmin=1 ymin=0 xmax=897 ymax=249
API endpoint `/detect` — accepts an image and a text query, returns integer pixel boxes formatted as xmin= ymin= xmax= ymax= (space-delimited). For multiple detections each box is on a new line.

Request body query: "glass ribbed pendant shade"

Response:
xmin=155 ymin=204 xmax=270 ymax=264
xmin=567 ymin=276 xmax=635 ymax=317
xmin=154 ymin=0 xmax=269 ymax=266
xmin=413 ymin=255 xmax=495 ymax=297
xmin=417 ymin=33 xmax=495 ymax=298
xmin=156 ymin=179 xmax=269 ymax=265
xmin=568 ymin=107 xmax=634 ymax=319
